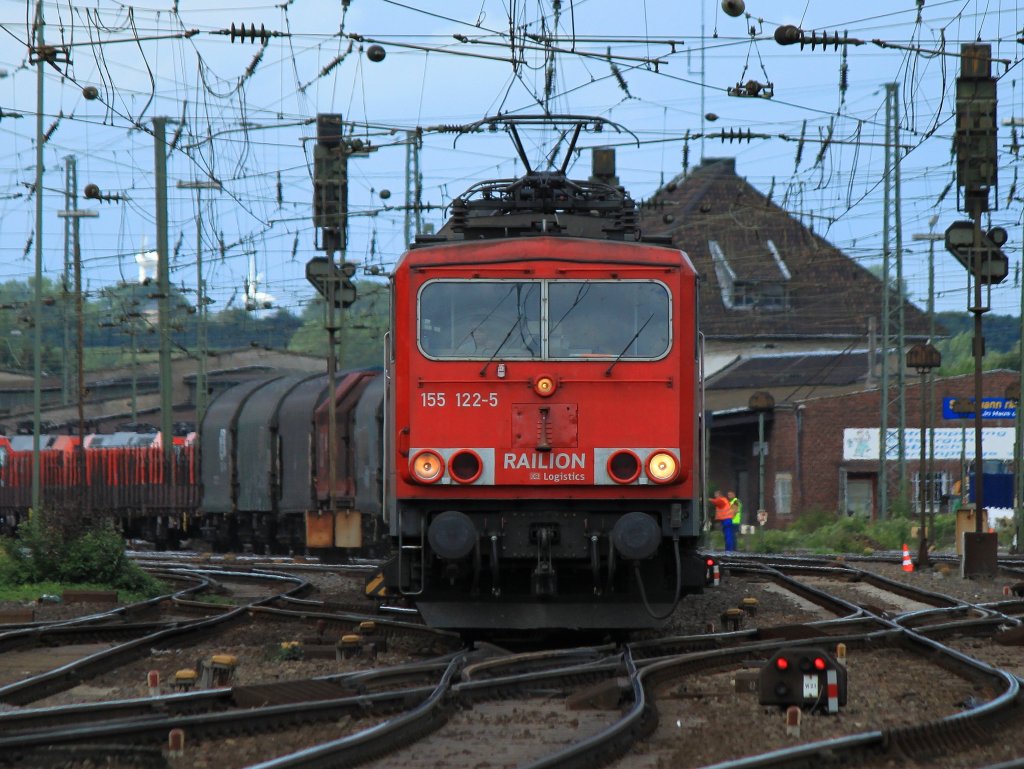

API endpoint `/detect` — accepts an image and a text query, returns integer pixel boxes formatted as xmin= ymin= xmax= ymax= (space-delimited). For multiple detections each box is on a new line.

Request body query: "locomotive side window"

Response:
xmin=419 ymin=279 xmax=669 ymax=360
xmin=548 ymin=281 xmax=670 ymax=359
xmin=419 ymin=281 xmax=541 ymax=359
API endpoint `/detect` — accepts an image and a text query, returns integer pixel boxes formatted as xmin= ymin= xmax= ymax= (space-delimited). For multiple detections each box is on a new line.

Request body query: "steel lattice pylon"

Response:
xmin=404 ymin=130 xmax=423 ymax=248
xmin=879 ymin=82 xmax=907 ymax=518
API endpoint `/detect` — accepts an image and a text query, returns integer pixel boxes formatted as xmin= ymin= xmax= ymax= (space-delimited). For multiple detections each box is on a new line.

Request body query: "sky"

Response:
xmin=2 ymin=0 xmax=1024 ymax=334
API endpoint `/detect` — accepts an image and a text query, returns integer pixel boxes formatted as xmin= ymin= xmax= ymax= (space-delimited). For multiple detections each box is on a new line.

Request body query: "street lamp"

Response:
xmin=176 ymin=179 xmax=221 ymax=437
xmin=1005 ymin=380 xmax=1021 ymax=553
xmin=748 ymin=390 xmax=775 ymax=534
xmin=913 ymin=220 xmax=943 ymax=519
xmin=56 ymin=205 xmax=99 ymax=515
xmin=906 ymin=342 xmax=941 ymax=567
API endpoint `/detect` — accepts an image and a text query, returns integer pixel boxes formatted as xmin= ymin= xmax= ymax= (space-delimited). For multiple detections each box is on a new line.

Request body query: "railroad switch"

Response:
xmin=337 ymin=633 xmax=362 ymax=659
xmin=200 ymin=654 xmax=238 ymax=687
xmin=173 ymin=668 xmax=198 ymax=691
xmin=993 ymin=625 xmax=1024 ymax=646
xmin=565 ymin=678 xmax=629 ymax=711
xmin=359 ymin=620 xmax=387 ymax=653
xmin=721 ymin=607 xmax=744 ymax=631
xmin=758 ymin=647 xmax=847 ymax=713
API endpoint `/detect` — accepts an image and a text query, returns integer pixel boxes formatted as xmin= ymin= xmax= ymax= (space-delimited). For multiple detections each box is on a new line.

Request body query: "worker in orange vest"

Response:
xmin=711 ymin=489 xmax=736 ymax=551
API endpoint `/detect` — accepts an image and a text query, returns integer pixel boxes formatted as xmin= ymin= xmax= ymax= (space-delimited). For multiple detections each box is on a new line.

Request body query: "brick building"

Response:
xmin=712 ymin=370 xmax=1018 ymax=525
xmin=638 ymin=155 xmax=944 ymax=524
xmin=640 ymin=156 xmax=932 ymax=384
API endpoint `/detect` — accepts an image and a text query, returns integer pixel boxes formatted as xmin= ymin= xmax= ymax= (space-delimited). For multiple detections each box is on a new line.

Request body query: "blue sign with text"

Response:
xmin=942 ymin=397 xmax=1017 ymax=420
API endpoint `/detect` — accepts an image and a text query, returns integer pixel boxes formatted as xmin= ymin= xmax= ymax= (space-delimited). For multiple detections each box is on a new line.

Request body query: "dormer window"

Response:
xmin=710 ymin=238 xmax=791 ymax=312
xmin=756 ymin=282 xmax=790 ymax=311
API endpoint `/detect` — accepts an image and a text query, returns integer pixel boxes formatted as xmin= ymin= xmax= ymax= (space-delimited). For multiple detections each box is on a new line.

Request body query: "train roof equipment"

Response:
xmin=422 ymin=115 xmax=667 ymax=244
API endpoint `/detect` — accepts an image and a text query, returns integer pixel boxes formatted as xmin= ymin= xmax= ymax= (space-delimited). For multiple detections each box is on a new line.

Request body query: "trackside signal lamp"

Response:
xmin=646 ymin=450 xmax=679 ymax=483
xmin=410 ymin=450 xmax=445 ymax=483
xmin=705 ymin=556 xmax=720 ymax=586
xmin=759 ymin=647 xmax=848 ymax=712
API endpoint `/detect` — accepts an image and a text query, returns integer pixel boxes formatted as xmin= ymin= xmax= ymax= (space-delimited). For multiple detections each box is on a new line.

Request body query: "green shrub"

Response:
xmin=0 ymin=513 xmax=61 ymax=584
xmin=0 ymin=512 xmax=164 ymax=596
xmin=785 ymin=509 xmax=838 ymax=535
xmin=705 ymin=510 xmax=965 ymax=556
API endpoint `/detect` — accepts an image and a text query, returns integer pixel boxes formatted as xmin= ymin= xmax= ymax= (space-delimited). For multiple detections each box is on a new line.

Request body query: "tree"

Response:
xmin=936 ymin=330 xmax=1018 ymax=376
xmin=289 ymin=280 xmax=389 ymax=369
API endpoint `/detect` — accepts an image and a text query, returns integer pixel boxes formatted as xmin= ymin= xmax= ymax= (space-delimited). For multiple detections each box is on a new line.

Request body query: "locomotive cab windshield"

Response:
xmin=418 ymin=278 xmax=671 ymax=360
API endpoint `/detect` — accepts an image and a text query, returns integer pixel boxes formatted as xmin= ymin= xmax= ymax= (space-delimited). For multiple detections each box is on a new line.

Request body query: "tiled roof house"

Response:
xmin=640 ymin=157 xmax=933 ymax=410
xmin=635 ymin=156 xmax=944 ymax=521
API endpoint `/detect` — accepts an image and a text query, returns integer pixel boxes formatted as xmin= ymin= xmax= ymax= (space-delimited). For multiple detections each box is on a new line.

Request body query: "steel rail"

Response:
xmin=454 ymin=658 xmax=623 ymax=704
xmin=242 ymin=655 xmax=465 ymax=769
xmin=0 ymin=570 xmax=211 ymax=652
xmin=0 ymin=684 xmax=440 ymax=751
xmin=0 ymin=568 xmax=310 ymax=705
xmin=0 ymin=655 xmax=463 ymax=736
xmin=247 ymin=604 xmax=459 ymax=642
xmin=516 ymin=650 xmax=650 ymax=769
xmin=461 ymin=645 xmax=616 ymax=680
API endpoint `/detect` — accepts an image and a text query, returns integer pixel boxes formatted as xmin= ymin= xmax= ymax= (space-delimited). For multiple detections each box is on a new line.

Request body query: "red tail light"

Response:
xmin=607 ymin=450 xmax=641 ymax=484
xmin=449 ymin=450 xmax=483 ymax=484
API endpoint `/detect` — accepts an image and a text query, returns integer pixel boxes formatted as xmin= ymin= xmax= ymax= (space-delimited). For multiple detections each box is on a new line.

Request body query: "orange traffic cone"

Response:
xmin=901 ymin=543 xmax=914 ymax=573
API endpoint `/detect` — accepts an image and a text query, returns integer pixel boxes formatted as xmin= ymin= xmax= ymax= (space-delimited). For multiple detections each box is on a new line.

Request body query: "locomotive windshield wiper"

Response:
xmin=604 ymin=312 xmax=654 ymax=376
xmin=479 ymin=314 xmax=524 ymax=376
xmin=479 ymin=284 xmax=538 ymax=375
xmin=548 ymin=283 xmax=590 ymax=335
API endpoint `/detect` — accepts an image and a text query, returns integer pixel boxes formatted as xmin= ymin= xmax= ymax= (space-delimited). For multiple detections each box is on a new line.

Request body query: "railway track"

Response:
xmin=1 ymin=553 xmax=1022 ymax=768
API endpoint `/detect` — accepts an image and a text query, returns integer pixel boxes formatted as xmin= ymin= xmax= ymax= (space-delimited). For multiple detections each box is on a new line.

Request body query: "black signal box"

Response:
xmin=758 ymin=646 xmax=848 ymax=713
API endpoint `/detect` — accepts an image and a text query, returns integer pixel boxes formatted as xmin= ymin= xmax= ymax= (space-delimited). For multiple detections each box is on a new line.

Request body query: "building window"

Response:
xmin=724 ymin=278 xmax=790 ymax=311
xmin=732 ymin=282 xmax=757 ymax=308
xmin=913 ymin=471 xmax=949 ymax=512
xmin=756 ymin=282 xmax=790 ymax=311
xmin=774 ymin=472 xmax=792 ymax=516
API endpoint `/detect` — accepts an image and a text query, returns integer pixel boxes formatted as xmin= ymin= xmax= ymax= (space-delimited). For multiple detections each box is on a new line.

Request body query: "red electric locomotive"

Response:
xmin=382 ymin=117 xmax=707 ymax=630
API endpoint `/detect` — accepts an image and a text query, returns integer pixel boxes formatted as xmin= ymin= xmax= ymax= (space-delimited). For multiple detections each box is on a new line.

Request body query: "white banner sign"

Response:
xmin=843 ymin=427 xmax=1015 ymax=462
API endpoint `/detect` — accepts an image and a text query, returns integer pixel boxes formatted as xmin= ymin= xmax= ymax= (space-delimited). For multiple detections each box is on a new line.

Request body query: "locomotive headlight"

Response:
xmin=411 ymin=450 xmax=445 ymax=483
xmin=533 ymin=375 xmax=557 ymax=397
xmin=646 ymin=451 xmax=679 ymax=483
